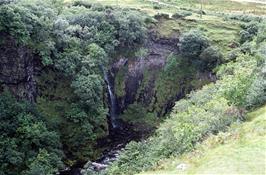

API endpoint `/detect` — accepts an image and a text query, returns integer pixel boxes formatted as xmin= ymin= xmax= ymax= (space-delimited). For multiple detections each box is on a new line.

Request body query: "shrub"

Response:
xmin=217 ymin=54 xmax=257 ymax=107
xmin=153 ymin=3 xmax=162 ymax=9
xmin=239 ymin=21 xmax=259 ymax=43
xmin=239 ymin=30 xmax=253 ymax=43
xmin=179 ymin=30 xmax=210 ymax=59
xmin=121 ymin=103 xmax=158 ymax=131
xmin=172 ymin=11 xmax=192 ymax=19
xmin=227 ymin=48 xmax=241 ymax=61
xmin=0 ymin=0 xmax=17 ymax=5
xmin=154 ymin=13 xmax=170 ymax=20
xmin=243 ymin=21 xmax=259 ymax=35
xmin=245 ymin=57 xmax=266 ymax=108
xmin=240 ymin=42 xmax=255 ymax=55
xmin=135 ymin=47 xmax=148 ymax=59
xmin=73 ymin=0 xmax=92 ymax=8
xmin=256 ymin=22 xmax=266 ymax=44
xmin=258 ymin=42 xmax=266 ymax=59
xmin=227 ymin=14 xmax=262 ymax=23
xmin=200 ymin=46 xmax=223 ymax=69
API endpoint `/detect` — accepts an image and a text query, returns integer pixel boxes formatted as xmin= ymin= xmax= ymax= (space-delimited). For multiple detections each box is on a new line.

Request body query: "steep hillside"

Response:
xmin=104 ymin=14 xmax=266 ymax=174
xmin=140 ymin=104 xmax=266 ymax=175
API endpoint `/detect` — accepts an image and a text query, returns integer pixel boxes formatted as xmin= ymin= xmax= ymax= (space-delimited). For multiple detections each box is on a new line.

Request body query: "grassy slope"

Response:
xmin=65 ymin=0 xmax=266 ymax=15
xmin=157 ymin=0 xmax=266 ymax=15
xmin=65 ymin=0 xmax=242 ymax=54
xmin=139 ymin=104 xmax=266 ymax=175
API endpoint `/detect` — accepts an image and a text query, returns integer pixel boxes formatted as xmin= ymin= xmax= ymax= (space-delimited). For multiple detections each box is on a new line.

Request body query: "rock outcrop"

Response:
xmin=0 ymin=34 xmax=37 ymax=102
xmin=110 ymin=33 xmax=180 ymax=116
xmin=111 ymin=32 xmax=214 ymax=117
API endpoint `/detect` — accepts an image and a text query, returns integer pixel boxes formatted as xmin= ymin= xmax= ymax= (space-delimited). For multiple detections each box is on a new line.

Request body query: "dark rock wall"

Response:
xmin=111 ymin=34 xmax=180 ymax=116
xmin=0 ymin=34 xmax=37 ymax=102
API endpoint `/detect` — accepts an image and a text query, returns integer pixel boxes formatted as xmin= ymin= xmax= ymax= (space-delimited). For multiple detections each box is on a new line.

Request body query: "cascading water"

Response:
xmin=102 ymin=67 xmax=118 ymax=129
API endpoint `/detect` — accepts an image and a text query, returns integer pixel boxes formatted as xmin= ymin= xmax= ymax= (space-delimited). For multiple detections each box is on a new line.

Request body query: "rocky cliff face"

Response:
xmin=0 ymin=34 xmax=37 ymax=102
xmin=0 ymin=32 xmax=213 ymax=120
xmin=110 ymin=32 xmax=214 ymax=118
xmin=110 ymin=33 xmax=180 ymax=116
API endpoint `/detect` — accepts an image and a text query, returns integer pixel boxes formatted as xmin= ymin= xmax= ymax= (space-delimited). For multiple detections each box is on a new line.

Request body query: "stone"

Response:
xmin=0 ymin=34 xmax=38 ymax=102
xmin=176 ymin=163 xmax=188 ymax=171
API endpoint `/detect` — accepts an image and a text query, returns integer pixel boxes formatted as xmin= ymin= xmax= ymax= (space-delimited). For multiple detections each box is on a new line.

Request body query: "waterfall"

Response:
xmin=102 ymin=67 xmax=118 ymax=129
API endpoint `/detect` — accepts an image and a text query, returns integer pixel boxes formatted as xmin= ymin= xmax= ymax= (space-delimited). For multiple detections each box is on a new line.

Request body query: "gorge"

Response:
xmin=0 ymin=0 xmax=265 ymax=175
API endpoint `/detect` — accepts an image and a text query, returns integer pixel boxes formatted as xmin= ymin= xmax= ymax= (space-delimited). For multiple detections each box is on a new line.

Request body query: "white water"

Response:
xmin=103 ymin=69 xmax=118 ymax=128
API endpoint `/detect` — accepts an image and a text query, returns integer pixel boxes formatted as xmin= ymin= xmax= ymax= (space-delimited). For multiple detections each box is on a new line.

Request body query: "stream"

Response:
xmin=59 ymin=123 xmax=144 ymax=175
xmin=81 ymin=125 xmax=143 ymax=174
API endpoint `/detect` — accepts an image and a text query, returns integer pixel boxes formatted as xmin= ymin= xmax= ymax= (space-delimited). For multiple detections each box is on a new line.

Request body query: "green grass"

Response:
xmin=64 ymin=0 xmax=177 ymax=15
xmin=155 ymin=15 xmax=240 ymax=53
xmin=65 ymin=0 xmax=249 ymax=55
xmin=65 ymin=0 xmax=266 ymax=16
xmin=158 ymin=0 xmax=266 ymax=15
xmin=139 ymin=104 xmax=266 ymax=175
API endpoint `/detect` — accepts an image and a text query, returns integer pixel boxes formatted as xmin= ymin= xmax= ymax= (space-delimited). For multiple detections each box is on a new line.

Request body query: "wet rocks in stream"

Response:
xmin=80 ymin=122 xmax=148 ymax=174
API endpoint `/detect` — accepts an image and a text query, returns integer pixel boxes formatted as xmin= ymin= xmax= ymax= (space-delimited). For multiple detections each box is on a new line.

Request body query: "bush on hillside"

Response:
xmin=73 ymin=0 xmax=92 ymax=8
xmin=240 ymin=42 xmax=255 ymax=55
xmin=172 ymin=11 xmax=192 ymax=19
xmin=227 ymin=14 xmax=262 ymax=23
xmin=244 ymin=22 xmax=259 ymax=35
xmin=227 ymin=48 xmax=241 ymax=61
xmin=239 ymin=21 xmax=259 ymax=43
xmin=245 ymin=46 xmax=266 ymax=108
xmin=153 ymin=3 xmax=162 ymax=9
xmin=200 ymin=46 xmax=223 ymax=69
xmin=154 ymin=13 xmax=170 ymax=20
xmin=256 ymin=22 xmax=266 ymax=44
xmin=0 ymin=0 xmax=16 ymax=5
xmin=179 ymin=30 xmax=210 ymax=59
xmin=217 ymin=54 xmax=257 ymax=107
xmin=239 ymin=30 xmax=254 ymax=44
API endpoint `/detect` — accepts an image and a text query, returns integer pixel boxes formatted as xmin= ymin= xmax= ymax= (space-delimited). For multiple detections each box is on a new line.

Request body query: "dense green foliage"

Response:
xmin=151 ymin=54 xmax=196 ymax=116
xmin=106 ymin=21 xmax=266 ymax=175
xmin=179 ymin=30 xmax=210 ymax=59
xmin=179 ymin=30 xmax=222 ymax=70
xmin=1 ymin=0 xmax=265 ymax=174
xmin=239 ymin=21 xmax=259 ymax=44
xmin=0 ymin=0 xmax=148 ymax=172
xmin=0 ymin=92 xmax=63 ymax=175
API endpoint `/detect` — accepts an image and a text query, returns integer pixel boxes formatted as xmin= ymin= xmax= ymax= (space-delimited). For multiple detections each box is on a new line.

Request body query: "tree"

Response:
xmin=83 ymin=43 xmax=108 ymax=71
xmin=179 ymin=30 xmax=210 ymax=59
xmin=0 ymin=92 xmax=63 ymax=175
xmin=72 ymin=74 xmax=104 ymax=110
xmin=200 ymin=46 xmax=223 ymax=69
